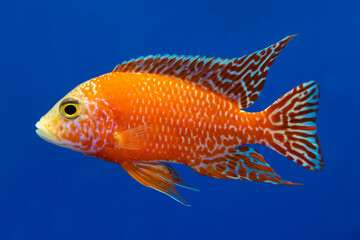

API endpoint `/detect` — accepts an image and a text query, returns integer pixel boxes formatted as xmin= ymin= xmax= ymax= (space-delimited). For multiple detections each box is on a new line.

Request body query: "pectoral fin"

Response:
xmin=114 ymin=125 xmax=152 ymax=150
xmin=121 ymin=161 xmax=190 ymax=206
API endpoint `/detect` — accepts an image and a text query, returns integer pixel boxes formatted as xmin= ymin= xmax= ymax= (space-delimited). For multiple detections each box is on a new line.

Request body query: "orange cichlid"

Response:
xmin=36 ymin=36 xmax=323 ymax=205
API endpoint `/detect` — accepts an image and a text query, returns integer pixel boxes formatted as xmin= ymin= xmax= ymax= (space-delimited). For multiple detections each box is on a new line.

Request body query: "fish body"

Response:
xmin=80 ymin=72 xmax=263 ymax=162
xmin=36 ymin=36 xmax=323 ymax=205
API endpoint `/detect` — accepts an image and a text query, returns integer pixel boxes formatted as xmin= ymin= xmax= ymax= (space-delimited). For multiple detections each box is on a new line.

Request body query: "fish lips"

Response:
xmin=35 ymin=122 xmax=61 ymax=145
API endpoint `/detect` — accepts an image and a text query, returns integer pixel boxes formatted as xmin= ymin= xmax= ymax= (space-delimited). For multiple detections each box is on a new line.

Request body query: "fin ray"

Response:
xmin=113 ymin=36 xmax=295 ymax=108
xmin=121 ymin=161 xmax=190 ymax=205
xmin=188 ymin=146 xmax=298 ymax=185
xmin=263 ymin=81 xmax=323 ymax=170
xmin=115 ymin=125 xmax=152 ymax=150
xmin=163 ymin=163 xmax=199 ymax=192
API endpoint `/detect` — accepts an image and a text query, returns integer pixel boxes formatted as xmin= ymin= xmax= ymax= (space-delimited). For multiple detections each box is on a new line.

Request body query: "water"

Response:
xmin=0 ymin=0 xmax=359 ymax=239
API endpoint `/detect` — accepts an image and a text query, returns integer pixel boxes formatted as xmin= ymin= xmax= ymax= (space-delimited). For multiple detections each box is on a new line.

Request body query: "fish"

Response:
xmin=36 ymin=35 xmax=323 ymax=205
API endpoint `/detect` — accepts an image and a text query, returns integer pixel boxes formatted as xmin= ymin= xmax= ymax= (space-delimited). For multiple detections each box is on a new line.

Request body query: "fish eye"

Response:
xmin=59 ymin=98 xmax=82 ymax=119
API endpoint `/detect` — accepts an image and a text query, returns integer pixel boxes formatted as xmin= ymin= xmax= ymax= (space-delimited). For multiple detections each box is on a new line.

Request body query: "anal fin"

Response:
xmin=121 ymin=161 xmax=191 ymax=205
xmin=190 ymin=146 xmax=299 ymax=185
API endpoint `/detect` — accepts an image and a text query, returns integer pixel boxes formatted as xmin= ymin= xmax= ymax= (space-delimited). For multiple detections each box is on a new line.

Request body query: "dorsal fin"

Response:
xmin=113 ymin=35 xmax=295 ymax=108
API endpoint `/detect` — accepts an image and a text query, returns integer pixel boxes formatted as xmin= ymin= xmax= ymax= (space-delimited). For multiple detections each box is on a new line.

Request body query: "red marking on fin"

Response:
xmin=263 ymin=81 xmax=323 ymax=171
xmin=113 ymin=36 xmax=295 ymax=108
xmin=188 ymin=146 xmax=299 ymax=185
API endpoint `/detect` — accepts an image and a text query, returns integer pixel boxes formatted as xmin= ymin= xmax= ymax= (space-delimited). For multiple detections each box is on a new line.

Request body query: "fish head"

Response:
xmin=36 ymin=82 xmax=114 ymax=154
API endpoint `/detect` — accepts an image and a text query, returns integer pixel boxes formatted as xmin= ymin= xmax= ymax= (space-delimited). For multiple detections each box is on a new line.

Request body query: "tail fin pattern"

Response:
xmin=263 ymin=81 xmax=323 ymax=171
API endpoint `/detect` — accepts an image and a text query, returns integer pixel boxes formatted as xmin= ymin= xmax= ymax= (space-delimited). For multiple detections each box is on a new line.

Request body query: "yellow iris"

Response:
xmin=59 ymin=98 xmax=82 ymax=119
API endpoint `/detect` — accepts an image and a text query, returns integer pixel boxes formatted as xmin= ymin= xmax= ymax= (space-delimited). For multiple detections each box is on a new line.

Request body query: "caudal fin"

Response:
xmin=263 ymin=81 xmax=323 ymax=171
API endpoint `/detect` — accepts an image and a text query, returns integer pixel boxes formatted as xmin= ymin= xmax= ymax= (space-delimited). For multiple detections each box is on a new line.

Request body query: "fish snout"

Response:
xmin=35 ymin=121 xmax=61 ymax=145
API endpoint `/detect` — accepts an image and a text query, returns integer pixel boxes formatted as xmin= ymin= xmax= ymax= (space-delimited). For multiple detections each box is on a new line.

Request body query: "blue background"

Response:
xmin=0 ymin=0 xmax=359 ymax=239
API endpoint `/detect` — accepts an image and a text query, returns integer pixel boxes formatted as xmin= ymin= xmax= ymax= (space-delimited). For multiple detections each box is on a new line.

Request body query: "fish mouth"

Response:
xmin=35 ymin=122 xmax=61 ymax=145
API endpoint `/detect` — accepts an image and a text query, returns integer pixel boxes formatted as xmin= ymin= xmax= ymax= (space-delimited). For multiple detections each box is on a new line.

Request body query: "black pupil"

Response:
xmin=64 ymin=105 xmax=77 ymax=115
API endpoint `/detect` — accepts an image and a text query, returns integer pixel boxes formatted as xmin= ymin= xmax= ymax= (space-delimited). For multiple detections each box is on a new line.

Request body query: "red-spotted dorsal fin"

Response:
xmin=121 ymin=162 xmax=191 ymax=206
xmin=188 ymin=146 xmax=300 ymax=185
xmin=113 ymin=35 xmax=295 ymax=108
